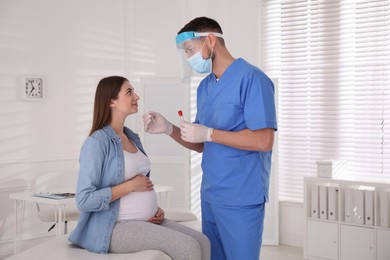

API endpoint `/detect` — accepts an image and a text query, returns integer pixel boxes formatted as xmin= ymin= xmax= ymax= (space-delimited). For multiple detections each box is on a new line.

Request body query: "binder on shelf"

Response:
xmin=354 ymin=189 xmax=365 ymax=224
xmin=380 ymin=190 xmax=390 ymax=228
xmin=328 ymin=186 xmax=339 ymax=221
xmin=344 ymin=187 xmax=354 ymax=223
xmin=319 ymin=185 xmax=328 ymax=220
xmin=311 ymin=184 xmax=319 ymax=218
xmin=365 ymin=189 xmax=374 ymax=226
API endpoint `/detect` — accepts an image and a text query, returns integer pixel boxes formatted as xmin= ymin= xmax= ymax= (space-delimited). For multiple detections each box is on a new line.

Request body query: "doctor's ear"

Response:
xmin=206 ymin=33 xmax=217 ymax=47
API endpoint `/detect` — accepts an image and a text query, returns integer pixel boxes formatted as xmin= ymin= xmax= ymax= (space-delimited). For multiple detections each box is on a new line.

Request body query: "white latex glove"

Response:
xmin=180 ymin=122 xmax=213 ymax=143
xmin=143 ymin=111 xmax=173 ymax=135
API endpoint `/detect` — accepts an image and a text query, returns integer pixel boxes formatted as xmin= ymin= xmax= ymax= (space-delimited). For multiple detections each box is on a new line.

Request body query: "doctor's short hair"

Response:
xmin=178 ymin=16 xmax=223 ymax=34
xmin=178 ymin=17 xmax=225 ymax=46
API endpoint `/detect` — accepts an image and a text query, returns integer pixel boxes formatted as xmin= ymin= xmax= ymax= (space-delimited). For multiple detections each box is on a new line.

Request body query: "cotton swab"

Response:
xmin=178 ymin=110 xmax=184 ymax=122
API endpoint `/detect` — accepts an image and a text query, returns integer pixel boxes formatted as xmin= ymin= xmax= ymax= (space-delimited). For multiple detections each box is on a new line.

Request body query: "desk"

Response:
xmin=9 ymin=185 xmax=173 ymax=255
xmin=9 ymin=192 xmax=75 ymax=254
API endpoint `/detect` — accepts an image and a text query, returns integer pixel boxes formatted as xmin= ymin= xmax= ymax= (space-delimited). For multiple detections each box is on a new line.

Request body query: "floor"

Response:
xmin=0 ymin=239 xmax=304 ymax=260
xmin=3 ymin=238 xmax=305 ymax=260
xmin=261 ymin=244 xmax=304 ymax=260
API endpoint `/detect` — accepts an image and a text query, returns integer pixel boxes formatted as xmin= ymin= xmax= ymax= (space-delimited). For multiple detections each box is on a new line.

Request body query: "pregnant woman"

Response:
xmin=68 ymin=76 xmax=210 ymax=260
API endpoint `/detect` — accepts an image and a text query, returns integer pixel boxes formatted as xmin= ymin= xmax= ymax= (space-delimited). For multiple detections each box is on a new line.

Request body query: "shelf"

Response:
xmin=304 ymin=177 xmax=390 ymax=260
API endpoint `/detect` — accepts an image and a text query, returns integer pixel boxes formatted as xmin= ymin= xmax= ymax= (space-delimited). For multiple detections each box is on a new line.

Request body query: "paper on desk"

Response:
xmin=32 ymin=192 xmax=75 ymax=200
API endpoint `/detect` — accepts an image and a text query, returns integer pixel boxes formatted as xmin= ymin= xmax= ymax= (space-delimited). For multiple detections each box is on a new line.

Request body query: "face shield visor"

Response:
xmin=175 ymin=31 xmax=224 ymax=76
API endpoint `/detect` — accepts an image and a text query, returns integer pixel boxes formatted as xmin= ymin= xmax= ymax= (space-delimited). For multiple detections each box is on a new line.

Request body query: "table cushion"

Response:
xmin=5 ymin=235 xmax=172 ymax=260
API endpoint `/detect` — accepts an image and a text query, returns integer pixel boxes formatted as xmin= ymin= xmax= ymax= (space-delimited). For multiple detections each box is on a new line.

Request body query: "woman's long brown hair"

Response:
xmin=89 ymin=76 xmax=128 ymax=136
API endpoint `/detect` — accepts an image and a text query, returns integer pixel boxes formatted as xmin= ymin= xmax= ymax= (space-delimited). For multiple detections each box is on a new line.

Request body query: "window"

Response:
xmin=262 ymin=0 xmax=390 ymax=202
xmin=189 ymin=76 xmax=203 ymax=219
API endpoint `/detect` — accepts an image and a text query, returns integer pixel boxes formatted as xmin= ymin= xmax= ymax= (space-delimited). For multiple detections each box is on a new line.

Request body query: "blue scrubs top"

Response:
xmin=195 ymin=58 xmax=277 ymax=206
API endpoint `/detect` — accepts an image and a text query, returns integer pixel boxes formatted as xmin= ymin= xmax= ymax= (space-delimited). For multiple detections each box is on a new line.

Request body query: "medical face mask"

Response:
xmin=187 ymin=42 xmax=213 ymax=74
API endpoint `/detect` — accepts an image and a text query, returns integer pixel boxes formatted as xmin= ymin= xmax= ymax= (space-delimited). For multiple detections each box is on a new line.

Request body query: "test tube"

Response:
xmin=178 ymin=110 xmax=184 ymax=122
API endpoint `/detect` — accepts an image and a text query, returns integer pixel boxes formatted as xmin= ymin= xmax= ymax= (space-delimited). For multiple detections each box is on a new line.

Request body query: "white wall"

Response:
xmin=279 ymin=202 xmax=304 ymax=247
xmin=0 ymin=0 xmax=303 ymax=257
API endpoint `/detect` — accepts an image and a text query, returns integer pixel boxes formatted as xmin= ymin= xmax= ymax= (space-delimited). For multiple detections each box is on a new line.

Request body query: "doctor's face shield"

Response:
xmin=175 ymin=31 xmax=224 ymax=74
xmin=176 ymin=31 xmax=224 ymax=58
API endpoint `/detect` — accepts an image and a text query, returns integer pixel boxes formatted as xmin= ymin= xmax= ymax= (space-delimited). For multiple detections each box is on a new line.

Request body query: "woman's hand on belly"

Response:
xmin=128 ymin=175 xmax=154 ymax=192
xmin=148 ymin=207 xmax=165 ymax=225
xmin=111 ymin=175 xmax=154 ymax=202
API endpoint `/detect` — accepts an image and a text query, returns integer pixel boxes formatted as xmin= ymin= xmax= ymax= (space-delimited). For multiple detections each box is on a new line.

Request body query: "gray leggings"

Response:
xmin=109 ymin=218 xmax=210 ymax=260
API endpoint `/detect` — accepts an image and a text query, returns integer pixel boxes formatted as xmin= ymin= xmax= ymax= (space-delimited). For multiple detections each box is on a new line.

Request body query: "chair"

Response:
xmin=31 ymin=171 xmax=80 ymax=234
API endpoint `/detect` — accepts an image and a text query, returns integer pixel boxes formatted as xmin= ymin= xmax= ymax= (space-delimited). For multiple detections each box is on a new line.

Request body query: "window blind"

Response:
xmin=262 ymin=0 xmax=390 ymax=202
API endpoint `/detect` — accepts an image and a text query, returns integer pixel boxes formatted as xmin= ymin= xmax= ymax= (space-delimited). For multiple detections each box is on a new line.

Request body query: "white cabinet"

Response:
xmin=377 ymin=229 xmax=390 ymax=260
xmin=340 ymin=225 xmax=374 ymax=260
xmin=304 ymin=177 xmax=390 ymax=260
xmin=307 ymin=220 xmax=338 ymax=260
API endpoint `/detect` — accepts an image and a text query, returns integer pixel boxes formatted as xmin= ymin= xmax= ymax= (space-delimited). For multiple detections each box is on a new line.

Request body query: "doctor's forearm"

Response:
xmin=211 ymin=128 xmax=274 ymax=151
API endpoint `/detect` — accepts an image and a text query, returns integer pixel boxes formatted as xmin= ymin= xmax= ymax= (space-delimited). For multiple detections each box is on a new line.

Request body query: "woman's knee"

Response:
xmin=174 ymin=235 xmax=202 ymax=260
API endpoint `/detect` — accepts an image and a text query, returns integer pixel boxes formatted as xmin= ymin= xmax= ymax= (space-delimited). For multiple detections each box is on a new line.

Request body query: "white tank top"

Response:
xmin=117 ymin=149 xmax=158 ymax=221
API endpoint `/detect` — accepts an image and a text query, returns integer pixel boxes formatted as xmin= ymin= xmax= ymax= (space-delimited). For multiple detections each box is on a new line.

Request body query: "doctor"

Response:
xmin=143 ymin=17 xmax=277 ymax=260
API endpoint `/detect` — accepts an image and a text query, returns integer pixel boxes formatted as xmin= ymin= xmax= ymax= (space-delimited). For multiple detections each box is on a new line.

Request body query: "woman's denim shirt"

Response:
xmin=68 ymin=125 xmax=147 ymax=253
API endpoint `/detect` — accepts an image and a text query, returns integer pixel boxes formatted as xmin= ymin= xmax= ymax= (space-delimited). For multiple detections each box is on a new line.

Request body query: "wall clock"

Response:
xmin=21 ymin=76 xmax=45 ymax=101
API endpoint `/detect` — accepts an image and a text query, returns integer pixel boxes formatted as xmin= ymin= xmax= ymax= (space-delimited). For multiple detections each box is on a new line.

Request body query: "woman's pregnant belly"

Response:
xmin=117 ymin=190 xmax=158 ymax=221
